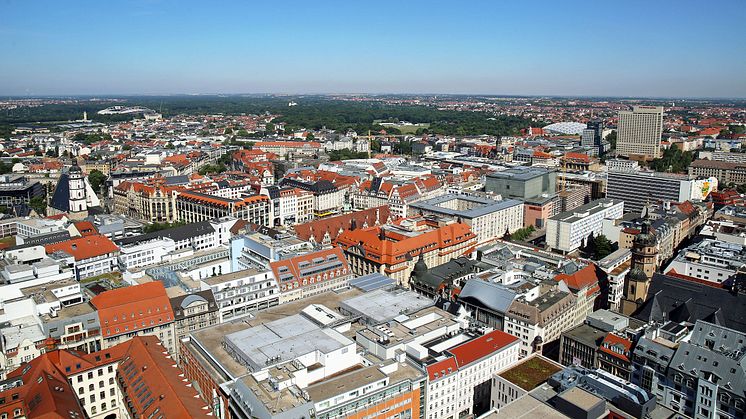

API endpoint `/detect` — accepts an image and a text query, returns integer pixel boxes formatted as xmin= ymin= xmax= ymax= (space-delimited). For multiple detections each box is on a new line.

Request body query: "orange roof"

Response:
xmin=427 ymin=330 xmax=519 ymax=381
xmin=73 ymin=221 xmax=98 ymax=237
xmin=294 ymin=206 xmax=392 ymax=243
xmin=44 ymin=234 xmax=118 ymax=261
xmin=564 ymin=152 xmax=590 ymax=162
xmin=118 ymin=336 xmax=211 ymax=418
xmin=255 ymin=141 xmax=321 ymax=148
xmin=269 ymin=248 xmax=350 ymax=290
xmin=598 ymin=333 xmax=632 ymax=362
xmin=335 ymin=222 xmax=477 ymax=265
xmin=91 ymin=282 xmax=174 ymax=339
xmin=554 ymin=264 xmax=599 ymax=292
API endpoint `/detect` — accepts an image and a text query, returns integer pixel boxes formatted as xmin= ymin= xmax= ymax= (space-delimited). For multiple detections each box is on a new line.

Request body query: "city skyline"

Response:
xmin=1 ymin=0 xmax=745 ymax=98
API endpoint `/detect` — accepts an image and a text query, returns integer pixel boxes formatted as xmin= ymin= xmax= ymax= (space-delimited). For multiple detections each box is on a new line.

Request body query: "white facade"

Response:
xmin=202 ymin=269 xmax=280 ymax=322
xmin=616 ymin=106 xmax=664 ymax=158
xmin=118 ymin=237 xmax=177 ymax=270
xmin=546 ymin=199 xmax=624 ymax=253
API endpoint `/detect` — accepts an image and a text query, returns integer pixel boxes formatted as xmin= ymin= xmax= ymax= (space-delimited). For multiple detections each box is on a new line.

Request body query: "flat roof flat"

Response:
xmin=340 ymin=289 xmax=433 ymax=324
xmin=349 ymin=273 xmax=395 ymax=292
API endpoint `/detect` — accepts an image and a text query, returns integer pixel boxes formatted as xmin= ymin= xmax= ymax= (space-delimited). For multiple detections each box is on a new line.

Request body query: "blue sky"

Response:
xmin=1 ymin=0 xmax=745 ymax=97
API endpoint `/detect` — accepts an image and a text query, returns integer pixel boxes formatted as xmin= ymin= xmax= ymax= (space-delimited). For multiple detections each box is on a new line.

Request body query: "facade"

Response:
xmin=90 ymin=282 xmax=177 ymax=355
xmin=504 ymin=289 xmax=577 ymax=358
xmin=425 ymin=330 xmax=520 ymax=419
xmin=0 ymin=175 xmax=44 ymax=209
xmin=491 ymin=355 xmax=562 ymax=411
xmin=202 ymin=268 xmax=280 ymax=322
xmin=620 ymin=218 xmax=658 ymax=316
xmin=44 ymin=234 xmax=119 ymax=280
xmin=279 ymin=178 xmax=345 ymax=217
xmin=616 ymin=105 xmax=664 ymax=159
xmin=545 ymin=199 xmax=624 ymax=253
xmin=689 ymin=159 xmax=746 ymax=185
xmin=48 ymin=164 xmax=101 ymax=220
xmin=408 ymin=194 xmax=524 ymax=245
xmin=485 ymin=167 xmax=556 ymax=200
xmin=112 ymin=179 xmax=177 ymax=223
xmin=335 ymin=218 xmax=477 ymax=286
xmin=169 ymin=290 xmax=219 ymax=361
xmin=269 ymin=247 xmax=353 ymax=303
xmin=607 ymin=168 xmax=702 ymax=213
xmin=664 ymin=238 xmax=746 ymax=284
xmin=175 ymin=191 xmax=270 ymax=225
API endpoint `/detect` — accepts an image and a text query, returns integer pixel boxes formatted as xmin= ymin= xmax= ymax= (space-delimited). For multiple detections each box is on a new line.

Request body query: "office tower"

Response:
xmin=616 ymin=106 xmax=664 ymax=159
xmin=581 ymin=119 xmax=603 ymax=152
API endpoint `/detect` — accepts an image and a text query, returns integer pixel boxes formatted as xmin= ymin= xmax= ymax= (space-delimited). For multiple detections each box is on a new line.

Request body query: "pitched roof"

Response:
xmin=118 ymin=336 xmax=211 ymax=418
xmin=293 ymin=206 xmax=391 ymax=243
xmin=91 ymin=282 xmax=174 ymax=339
xmin=554 ymin=264 xmax=599 ymax=295
xmin=598 ymin=333 xmax=632 ymax=362
xmin=449 ymin=329 xmax=519 ymax=366
xmin=269 ymin=248 xmax=350 ymax=291
xmin=44 ymin=234 xmax=118 ymax=261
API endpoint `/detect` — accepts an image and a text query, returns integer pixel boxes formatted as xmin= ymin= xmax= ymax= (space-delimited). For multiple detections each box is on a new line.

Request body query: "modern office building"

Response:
xmin=408 ymin=194 xmax=524 ymax=245
xmin=545 ymin=199 xmax=624 ymax=253
xmin=581 ymin=119 xmax=603 ymax=153
xmin=485 ymin=167 xmax=556 ymax=200
xmin=606 ymin=167 xmax=713 ymax=213
xmin=616 ymin=106 xmax=664 ymax=159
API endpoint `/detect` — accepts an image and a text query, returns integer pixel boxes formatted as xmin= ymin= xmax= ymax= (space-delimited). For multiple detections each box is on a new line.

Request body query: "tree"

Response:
xmin=29 ymin=196 xmax=46 ymax=215
xmin=88 ymin=170 xmax=106 ymax=195
xmin=165 ymin=143 xmax=175 ymax=149
xmin=0 ymin=161 xmax=11 ymax=175
xmin=306 ymin=133 xmax=315 ymax=141
xmin=236 ymin=129 xmax=249 ymax=137
xmin=593 ymin=235 xmax=614 ymax=260
xmin=606 ymin=131 xmax=617 ymax=150
xmin=265 ymin=123 xmax=274 ymax=133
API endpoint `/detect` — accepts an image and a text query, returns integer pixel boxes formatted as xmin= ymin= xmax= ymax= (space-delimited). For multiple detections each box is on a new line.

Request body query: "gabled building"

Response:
xmin=44 ymin=234 xmax=119 ymax=280
xmin=269 ymin=247 xmax=352 ymax=303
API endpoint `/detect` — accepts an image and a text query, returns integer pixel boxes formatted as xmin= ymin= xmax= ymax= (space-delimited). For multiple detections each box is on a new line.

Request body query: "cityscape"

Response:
xmin=1 ymin=1 xmax=746 ymax=419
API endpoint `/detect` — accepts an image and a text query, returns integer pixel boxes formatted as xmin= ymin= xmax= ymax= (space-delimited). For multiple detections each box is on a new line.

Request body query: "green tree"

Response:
xmin=266 ymin=123 xmax=275 ymax=133
xmin=0 ymin=161 xmax=11 ymax=174
xmin=29 ymin=196 xmax=47 ymax=215
xmin=236 ymin=129 xmax=249 ymax=137
xmin=306 ymin=133 xmax=315 ymax=141
xmin=606 ymin=131 xmax=617 ymax=150
xmin=593 ymin=235 xmax=614 ymax=260
xmin=88 ymin=170 xmax=106 ymax=195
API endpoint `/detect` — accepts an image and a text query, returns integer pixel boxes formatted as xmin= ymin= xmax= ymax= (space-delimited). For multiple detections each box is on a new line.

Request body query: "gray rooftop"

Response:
xmin=340 ymin=288 xmax=433 ymax=324
xmin=409 ymin=194 xmax=522 ymax=219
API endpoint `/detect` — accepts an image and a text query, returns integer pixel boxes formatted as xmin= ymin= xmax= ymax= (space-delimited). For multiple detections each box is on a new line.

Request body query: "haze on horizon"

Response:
xmin=1 ymin=0 xmax=745 ymax=98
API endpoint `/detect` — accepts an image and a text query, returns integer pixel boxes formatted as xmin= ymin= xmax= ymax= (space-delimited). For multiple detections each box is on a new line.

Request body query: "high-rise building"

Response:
xmin=616 ymin=106 xmax=664 ymax=159
xmin=581 ymin=119 xmax=603 ymax=153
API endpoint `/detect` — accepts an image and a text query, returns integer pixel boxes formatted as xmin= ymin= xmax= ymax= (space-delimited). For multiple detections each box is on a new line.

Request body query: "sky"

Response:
xmin=1 ymin=0 xmax=745 ymax=98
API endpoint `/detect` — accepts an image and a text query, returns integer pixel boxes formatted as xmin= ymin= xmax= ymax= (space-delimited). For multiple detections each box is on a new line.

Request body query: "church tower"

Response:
xmin=67 ymin=163 xmax=89 ymax=219
xmin=620 ymin=217 xmax=658 ymax=315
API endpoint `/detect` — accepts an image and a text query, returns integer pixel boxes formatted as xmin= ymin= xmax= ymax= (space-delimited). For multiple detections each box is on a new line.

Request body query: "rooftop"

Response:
xmin=499 ymin=355 xmax=563 ymax=391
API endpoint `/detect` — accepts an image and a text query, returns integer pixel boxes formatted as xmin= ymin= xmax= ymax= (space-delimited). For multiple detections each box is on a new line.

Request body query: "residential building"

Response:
xmin=491 ymin=355 xmax=562 ymax=410
xmin=112 ymin=178 xmax=177 ymax=223
xmin=664 ymin=239 xmax=746 ymax=284
xmin=616 ymin=105 xmax=664 ymax=159
xmin=279 ymin=178 xmax=345 ymax=217
xmin=169 ymin=290 xmax=219 ymax=361
xmin=545 ymin=199 xmax=624 ymax=253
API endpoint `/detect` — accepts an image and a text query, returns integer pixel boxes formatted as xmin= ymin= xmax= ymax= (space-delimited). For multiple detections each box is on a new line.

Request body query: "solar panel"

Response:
xmin=349 ymin=273 xmax=395 ymax=292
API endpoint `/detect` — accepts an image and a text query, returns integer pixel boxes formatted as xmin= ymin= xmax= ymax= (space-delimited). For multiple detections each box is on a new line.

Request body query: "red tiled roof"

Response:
xmin=294 ymin=206 xmax=391 ymax=243
xmin=73 ymin=221 xmax=98 ymax=237
xmin=449 ymin=329 xmax=519 ymax=367
xmin=91 ymin=282 xmax=174 ymax=339
xmin=426 ymin=357 xmax=458 ymax=381
xmin=118 ymin=336 xmax=211 ymax=418
xmin=44 ymin=234 xmax=118 ymax=261
xmin=269 ymin=247 xmax=350 ymax=290
xmin=599 ymin=333 xmax=632 ymax=362
xmin=554 ymin=264 xmax=599 ymax=292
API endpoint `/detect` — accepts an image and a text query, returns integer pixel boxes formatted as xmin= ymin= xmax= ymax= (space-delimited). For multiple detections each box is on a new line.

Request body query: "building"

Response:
xmin=90 ymin=282 xmax=177 ymax=355
xmin=169 ymin=290 xmax=219 ymax=361
xmin=254 ymin=140 xmax=321 ymax=156
xmin=269 ymin=247 xmax=353 ymax=303
xmin=689 ymin=159 xmax=746 ymax=186
xmin=545 ymin=199 xmax=624 ymax=253
xmin=633 ymin=273 xmax=746 ymax=333
xmin=606 ymin=167 xmax=712 ymax=214
xmin=201 ymin=268 xmax=279 ymax=322
xmin=581 ymin=119 xmax=603 ymax=153
xmin=632 ymin=320 xmax=746 ymax=419
xmin=112 ymin=178 xmax=177 ymax=223
xmin=175 ymin=190 xmax=270 ymax=225
xmin=48 ymin=163 xmax=101 ymax=220
xmin=293 ymin=205 xmax=392 ymax=248
xmin=491 ymin=355 xmax=562 ymax=410
xmin=408 ymin=194 xmax=524 ymax=245
xmin=279 ymin=178 xmax=345 ymax=217
xmin=485 ymin=167 xmax=557 ymax=200
xmin=664 ymin=239 xmax=746 ymax=284
xmin=44 ymin=234 xmax=119 ymax=280
xmin=620 ymin=217 xmax=658 ymax=315
xmin=335 ymin=217 xmax=477 ymax=286
xmin=0 ymin=175 xmax=44 ymax=210
xmin=425 ymin=330 xmax=521 ymax=418
xmin=616 ymin=106 xmax=664 ymax=159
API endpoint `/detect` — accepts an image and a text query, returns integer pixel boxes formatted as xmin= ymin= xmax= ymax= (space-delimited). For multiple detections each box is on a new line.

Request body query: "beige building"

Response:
xmin=616 ymin=106 xmax=664 ymax=159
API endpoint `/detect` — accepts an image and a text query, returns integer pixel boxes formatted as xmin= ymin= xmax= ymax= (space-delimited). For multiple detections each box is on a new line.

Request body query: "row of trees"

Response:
xmin=582 ymin=232 xmax=615 ymax=261
xmin=327 ymin=149 xmax=368 ymax=161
